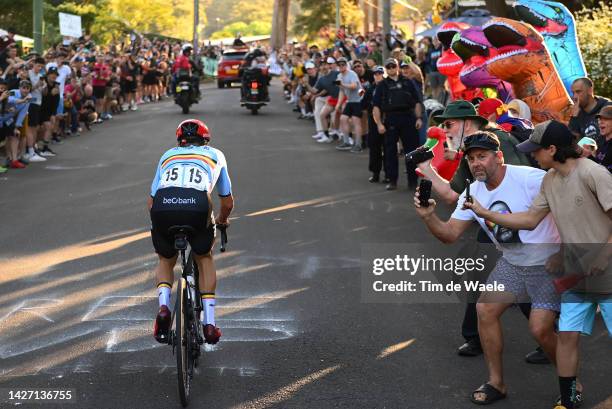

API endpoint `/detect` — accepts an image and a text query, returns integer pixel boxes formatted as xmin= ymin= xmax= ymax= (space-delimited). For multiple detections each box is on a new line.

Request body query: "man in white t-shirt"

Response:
xmin=414 ymin=131 xmax=561 ymax=406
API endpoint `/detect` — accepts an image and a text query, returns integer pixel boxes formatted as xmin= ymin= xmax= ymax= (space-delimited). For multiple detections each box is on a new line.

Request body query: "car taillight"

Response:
xmin=251 ymin=82 xmax=258 ymax=89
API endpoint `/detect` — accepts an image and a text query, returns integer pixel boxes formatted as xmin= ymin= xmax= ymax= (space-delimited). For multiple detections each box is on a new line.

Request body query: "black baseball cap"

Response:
xmin=516 ymin=120 xmax=573 ymax=153
xmin=463 ymin=131 xmax=500 ymax=153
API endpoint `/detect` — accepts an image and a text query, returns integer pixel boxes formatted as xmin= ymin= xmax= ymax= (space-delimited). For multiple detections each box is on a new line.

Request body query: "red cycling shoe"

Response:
xmin=153 ymin=305 xmax=171 ymax=343
xmin=203 ymin=324 xmax=222 ymax=344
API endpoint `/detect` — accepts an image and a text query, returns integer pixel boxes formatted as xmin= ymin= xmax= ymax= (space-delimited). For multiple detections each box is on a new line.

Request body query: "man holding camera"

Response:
xmin=417 ymin=100 xmax=530 ymax=205
xmin=414 ymin=131 xmax=561 ymax=405
xmin=372 ymin=58 xmax=423 ymax=191
xmin=417 ymin=100 xmax=546 ymax=362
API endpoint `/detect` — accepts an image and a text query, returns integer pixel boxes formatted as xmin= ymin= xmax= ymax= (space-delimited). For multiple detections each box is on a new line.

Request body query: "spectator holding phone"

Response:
xmin=415 ymin=131 xmax=561 ymax=406
xmin=463 ymin=120 xmax=612 ymax=409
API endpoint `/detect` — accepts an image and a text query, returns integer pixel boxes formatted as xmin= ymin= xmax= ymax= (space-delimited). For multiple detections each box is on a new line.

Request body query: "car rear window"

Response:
xmin=221 ymin=52 xmax=246 ymax=61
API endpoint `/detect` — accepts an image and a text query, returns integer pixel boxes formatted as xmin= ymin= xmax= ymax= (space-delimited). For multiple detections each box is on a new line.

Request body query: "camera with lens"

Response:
xmin=405 ymin=146 xmax=434 ymax=165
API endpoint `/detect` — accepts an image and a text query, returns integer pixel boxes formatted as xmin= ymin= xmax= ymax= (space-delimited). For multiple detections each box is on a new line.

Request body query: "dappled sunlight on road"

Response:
xmin=229 ymin=364 xmax=343 ymax=409
xmin=0 ymin=271 xmax=152 ymax=346
xmin=217 ymin=287 xmax=308 ymax=318
xmin=243 ymin=189 xmax=379 ymax=217
xmin=593 ymin=396 xmax=612 ymax=409
xmin=0 ymin=254 xmax=156 ymax=308
xmin=376 ymin=338 xmax=416 ymax=360
xmin=0 ymin=229 xmax=151 ymax=284
xmin=217 ymin=262 xmax=274 ymax=279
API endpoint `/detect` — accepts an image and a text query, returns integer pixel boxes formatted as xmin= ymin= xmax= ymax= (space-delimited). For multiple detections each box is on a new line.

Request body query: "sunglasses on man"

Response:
xmin=385 ymin=64 xmax=397 ymax=69
xmin=441 ymin=120 xmax=458 ymax=129
xmin=337 ymin=62 xmax=347 ymax=66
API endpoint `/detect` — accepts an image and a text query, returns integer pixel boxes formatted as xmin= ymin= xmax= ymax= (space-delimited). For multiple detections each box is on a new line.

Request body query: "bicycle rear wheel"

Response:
xmin=175 ymin=277 xmax=191 ymax=407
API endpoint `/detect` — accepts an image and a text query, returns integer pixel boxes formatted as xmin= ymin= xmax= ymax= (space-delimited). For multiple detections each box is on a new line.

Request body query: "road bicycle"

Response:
xmin=166 ymin=224 xmax=227 ymax=407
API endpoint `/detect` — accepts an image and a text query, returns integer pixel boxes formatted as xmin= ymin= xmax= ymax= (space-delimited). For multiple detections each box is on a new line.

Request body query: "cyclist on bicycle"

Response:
xmin=149 ymin=119 xmax=234 ymax=345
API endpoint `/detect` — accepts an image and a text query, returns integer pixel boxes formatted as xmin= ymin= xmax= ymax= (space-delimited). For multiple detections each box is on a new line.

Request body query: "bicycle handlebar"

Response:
xmin=216 ymin=224 xmax=228 ymax=252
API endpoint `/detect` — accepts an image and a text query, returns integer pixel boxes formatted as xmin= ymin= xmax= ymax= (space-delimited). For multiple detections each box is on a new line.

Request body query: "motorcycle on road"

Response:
xmin=240 ymin=68 xmax=269 ymax=115
xmin=174 ymin=70 xmax=199 ymax=114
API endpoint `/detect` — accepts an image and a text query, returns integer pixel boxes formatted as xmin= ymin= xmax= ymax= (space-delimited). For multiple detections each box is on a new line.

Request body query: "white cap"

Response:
xmin=326 ymin=57 xmax=336 ymax=64
xmin=304 ymin=61 xmax=315 ymax=69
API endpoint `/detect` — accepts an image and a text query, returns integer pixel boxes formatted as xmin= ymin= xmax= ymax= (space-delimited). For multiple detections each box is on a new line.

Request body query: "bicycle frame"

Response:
xmin=168 ymin=224 xmax=228 ymax=407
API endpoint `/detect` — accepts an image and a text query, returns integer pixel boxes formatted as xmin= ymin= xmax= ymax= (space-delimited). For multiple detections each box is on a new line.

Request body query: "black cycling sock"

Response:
xmin=559 ymin=376 xmax=576 ymax=409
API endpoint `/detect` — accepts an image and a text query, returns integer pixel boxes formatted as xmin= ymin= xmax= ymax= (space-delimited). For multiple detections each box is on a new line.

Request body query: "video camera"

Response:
xmin=405 ymin=146 xmax=434 ymax=165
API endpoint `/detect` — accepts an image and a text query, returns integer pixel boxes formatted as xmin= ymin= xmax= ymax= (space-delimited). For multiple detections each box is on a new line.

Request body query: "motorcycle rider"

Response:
xmin=239 ymin=48 xmax=270 ymax=102
xmin=172 ymin=44 xmax=200 ymax=100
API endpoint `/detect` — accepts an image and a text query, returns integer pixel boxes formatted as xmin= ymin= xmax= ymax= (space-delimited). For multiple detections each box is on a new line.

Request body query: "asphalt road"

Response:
xmin=0 ymin=82 xmax=610 ymax=409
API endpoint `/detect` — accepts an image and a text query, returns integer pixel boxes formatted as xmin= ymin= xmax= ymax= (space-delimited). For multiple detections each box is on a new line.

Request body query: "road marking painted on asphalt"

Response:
xmin=0 ymin=298 xmax=63 ymax=324
xmin=118 ymin=364 xmax=258 ymax=377
xmin=0 ymin=325 xmax=99 ymax=359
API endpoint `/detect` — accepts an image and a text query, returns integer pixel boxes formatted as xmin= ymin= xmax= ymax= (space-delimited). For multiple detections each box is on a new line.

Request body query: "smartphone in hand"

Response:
xmin=418 ymin=179 xmax=432 ymax=207
xmin=465 ymin=179 xmax=472 ymax=203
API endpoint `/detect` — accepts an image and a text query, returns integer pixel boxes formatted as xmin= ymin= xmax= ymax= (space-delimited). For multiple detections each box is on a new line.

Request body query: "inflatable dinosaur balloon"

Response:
xmin=482 ymin=18 xmax=573 ymax=123
xmin=514 ymin=0 xmax=587 ymax=94
xmin=451 ymin=27 xmax=514 ymax=102
xmin=436 ymin=22 xmax=481 ymax=101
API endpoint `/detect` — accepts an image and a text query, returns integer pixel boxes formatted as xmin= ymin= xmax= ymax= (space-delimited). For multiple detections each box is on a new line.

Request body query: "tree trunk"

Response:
xmin=363 ymin=0 xmax=369 ymax=34
xmin=372 ymin=0 xmax=379 ymax=31
xmin=271 ymin=0 xmax=290 ymax=50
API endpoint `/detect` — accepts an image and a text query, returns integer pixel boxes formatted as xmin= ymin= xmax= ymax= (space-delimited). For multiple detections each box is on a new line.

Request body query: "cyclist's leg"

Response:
xmin=190 ymin=213 xmax=221 ymax=343
xmin=150 ymin=208 xmax=180 ymax=341
xmin=193 ymin=252 xmax=216 ymax=318
xmin=155 ymin=254 xmax=178 ymax=306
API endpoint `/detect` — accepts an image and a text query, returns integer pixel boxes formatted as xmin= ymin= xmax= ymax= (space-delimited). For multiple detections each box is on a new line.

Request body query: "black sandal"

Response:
xmin=470 ymin=383 xmax=507 ymax=405
xmin=555 ymin=390 xmax=583 ymax=408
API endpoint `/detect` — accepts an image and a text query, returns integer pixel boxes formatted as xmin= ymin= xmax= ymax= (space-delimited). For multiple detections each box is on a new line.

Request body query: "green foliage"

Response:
xmin=575 ymin=4 xmax=612 ymax=98
xmin=203 ymin=0 xmax=274 ymax=38
xmin=0 ymin=0 xmax=33 ymax=37
xmin=294 ymin=0 xmax=363 ymax=39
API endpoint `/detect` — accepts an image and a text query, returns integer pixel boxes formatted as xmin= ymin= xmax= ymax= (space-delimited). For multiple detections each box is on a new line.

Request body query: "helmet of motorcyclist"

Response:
xmin=181 ymin=43 xmax=193 ymax=54
xmin=176 ymin=119 xmax=210 ymax=146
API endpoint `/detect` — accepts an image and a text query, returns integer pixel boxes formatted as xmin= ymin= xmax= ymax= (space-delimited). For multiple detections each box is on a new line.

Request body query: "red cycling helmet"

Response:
xmin=176 ymin=119 xmax=210 ymax=145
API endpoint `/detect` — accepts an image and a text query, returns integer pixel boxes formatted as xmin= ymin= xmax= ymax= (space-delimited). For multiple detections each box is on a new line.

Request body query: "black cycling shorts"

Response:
xmin=342 ymin=102 xmax=363 ymax=118
xmin=150 ymin=187 xmax=215 ymax=258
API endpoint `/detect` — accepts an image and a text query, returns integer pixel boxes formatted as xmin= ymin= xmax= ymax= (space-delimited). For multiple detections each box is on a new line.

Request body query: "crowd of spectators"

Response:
xmin=0 ymin=31 xmax=209 ymax=173
xmin=270 ymin=25 xmax=611 ymax=409
xmin=271 ymin=26 xmax=611 ymax=188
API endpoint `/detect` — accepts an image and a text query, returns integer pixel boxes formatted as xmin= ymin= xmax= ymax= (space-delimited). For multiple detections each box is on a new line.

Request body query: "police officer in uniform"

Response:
xmin=372 ymin=58 xmax=423 ymax=190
